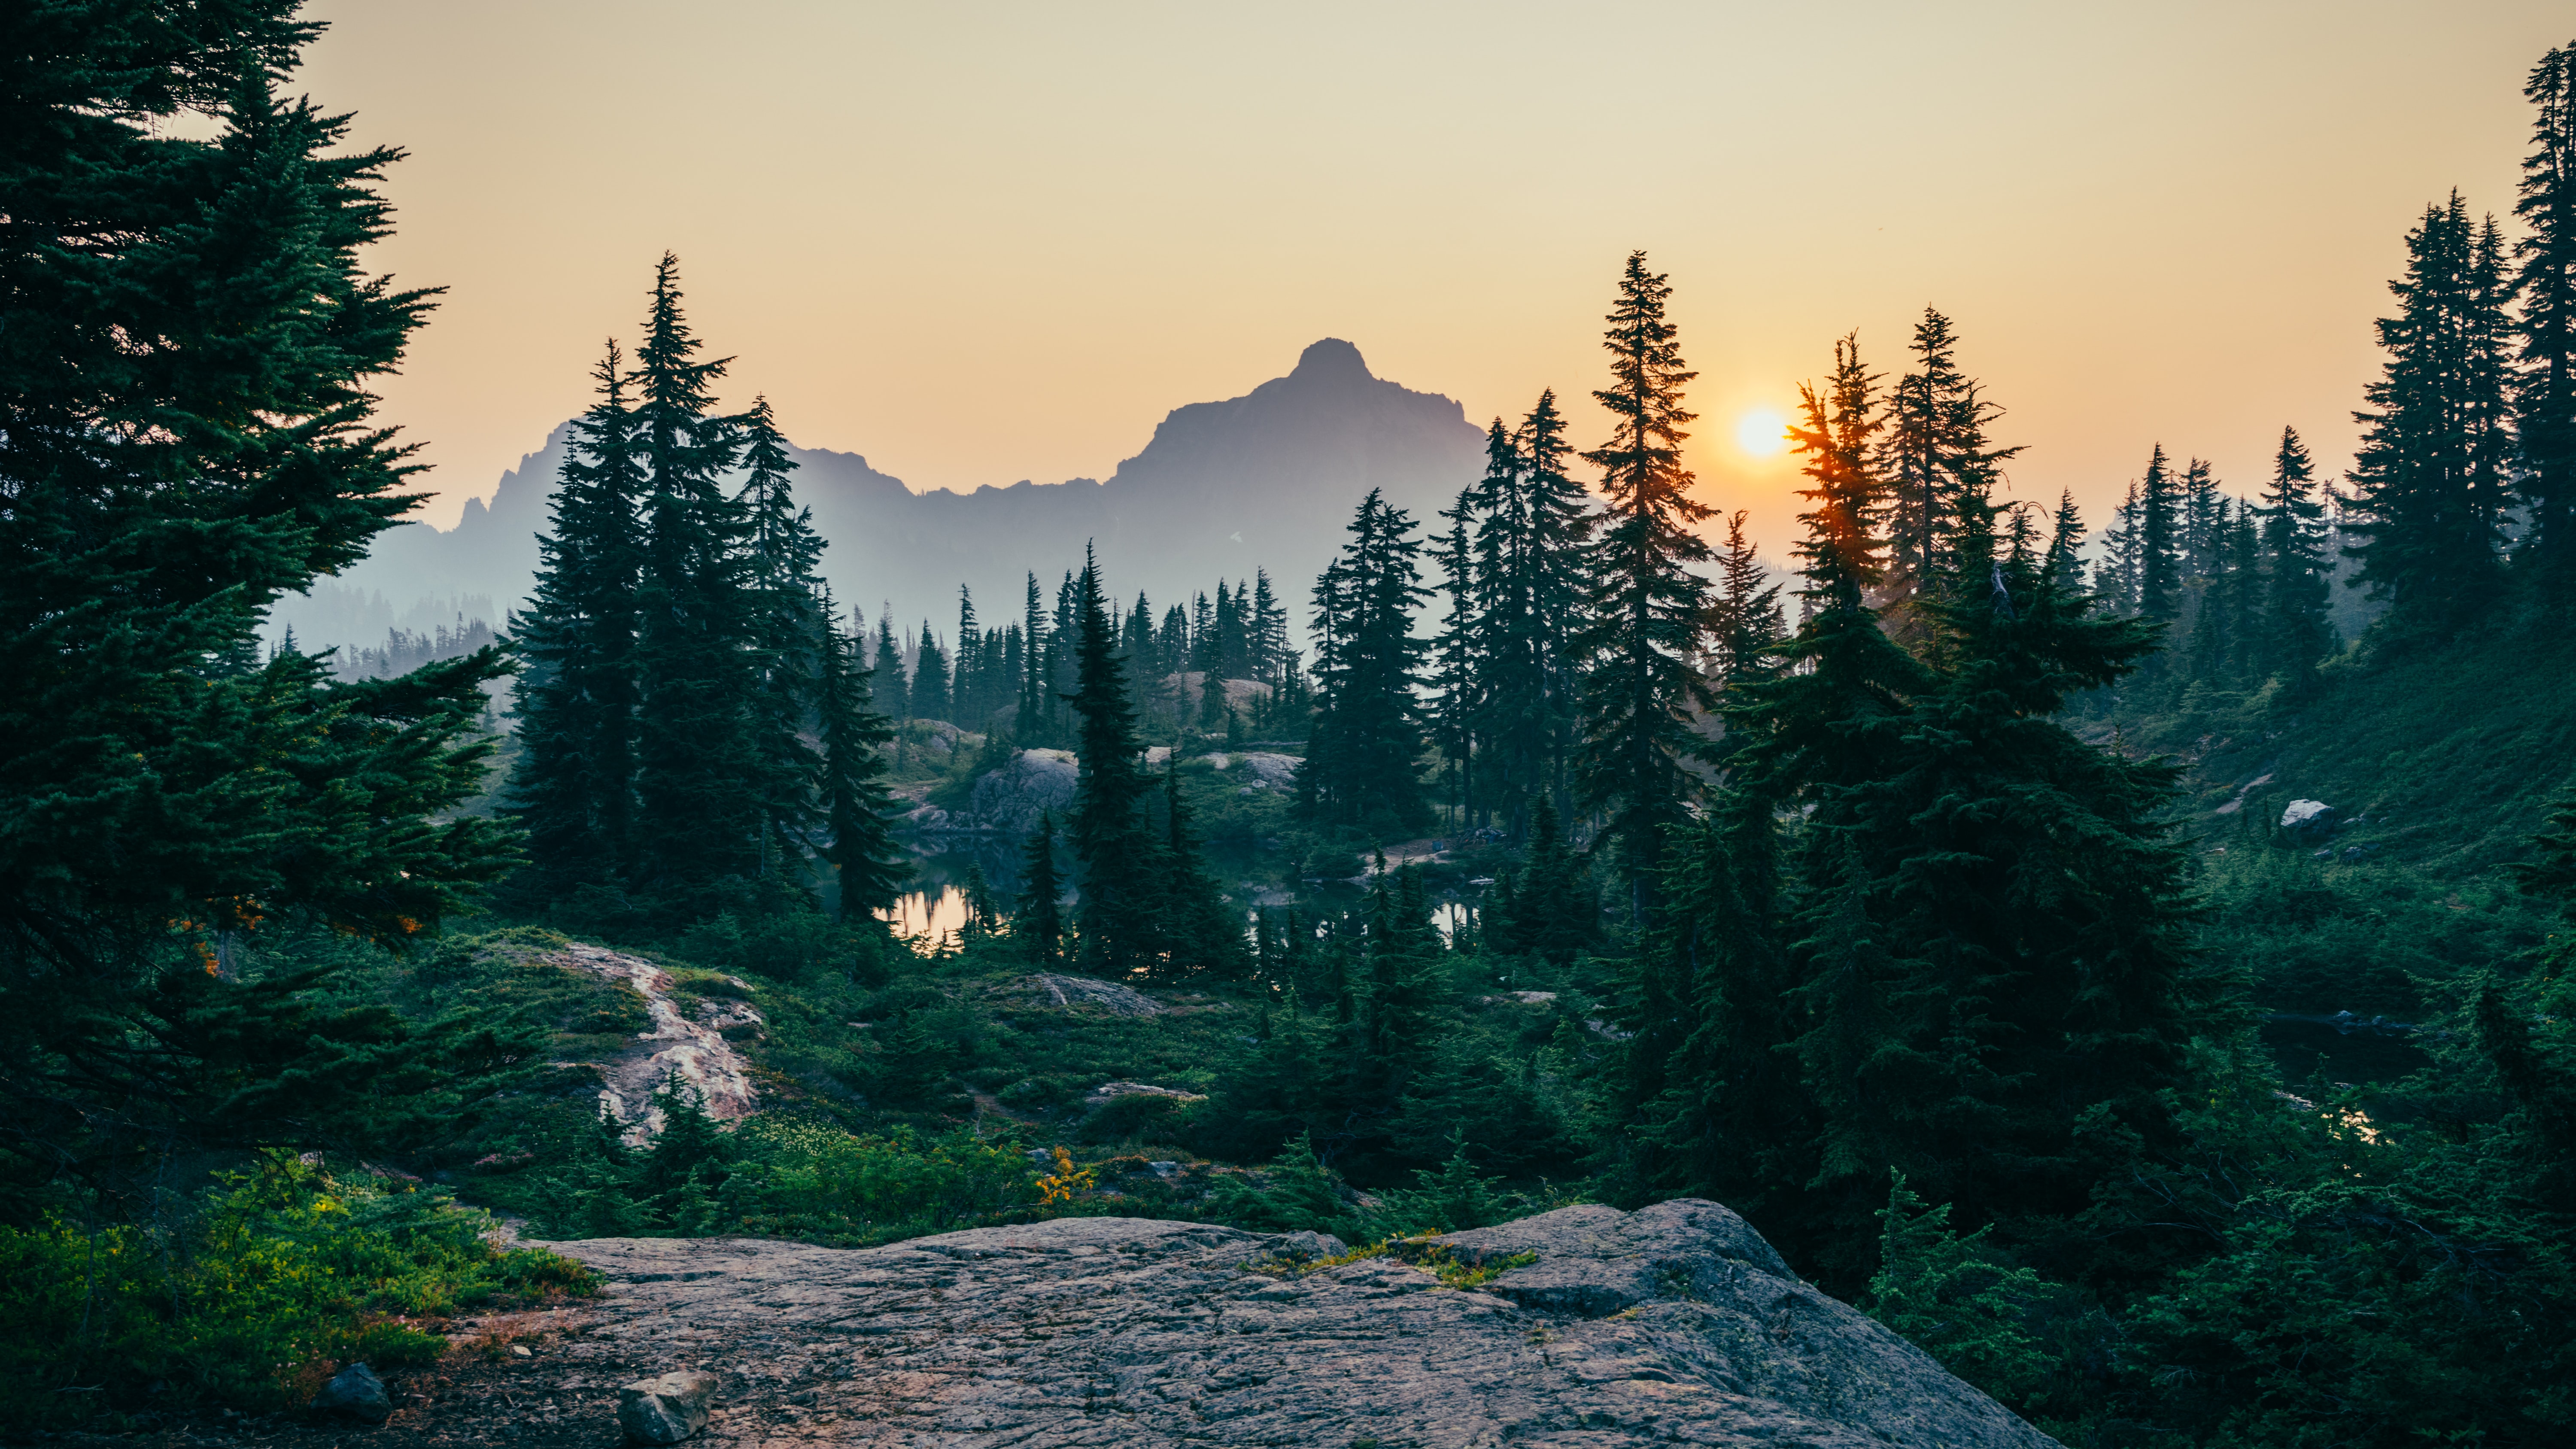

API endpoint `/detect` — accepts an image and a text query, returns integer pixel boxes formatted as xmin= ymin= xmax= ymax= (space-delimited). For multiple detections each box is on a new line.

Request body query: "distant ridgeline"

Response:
xmin=273 ymin=337 xmax=1483 ymax=658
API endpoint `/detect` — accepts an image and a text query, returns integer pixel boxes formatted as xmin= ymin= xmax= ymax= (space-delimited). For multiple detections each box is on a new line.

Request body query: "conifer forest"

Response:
xmin=9 ymin=6 xmax=2576 ymax=1446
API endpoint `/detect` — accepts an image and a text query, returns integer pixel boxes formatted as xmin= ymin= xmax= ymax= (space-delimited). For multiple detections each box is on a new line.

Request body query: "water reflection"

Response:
xmin=880 ymin=884 xmax=970 ymax=940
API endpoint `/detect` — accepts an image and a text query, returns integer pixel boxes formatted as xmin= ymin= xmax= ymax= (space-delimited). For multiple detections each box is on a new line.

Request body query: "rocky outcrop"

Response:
xmin=1024 ymin=972 xmax=1166 ymax=1017
xmin=526 ymin=1202 xmax=2055 ymax=1447
xmin=556 ymin=943 xmax=761 ymax=1145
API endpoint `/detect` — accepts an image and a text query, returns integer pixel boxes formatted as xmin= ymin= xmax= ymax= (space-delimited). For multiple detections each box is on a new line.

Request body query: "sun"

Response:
xmin=1735 ymin=407 xmax=1789 ymax=458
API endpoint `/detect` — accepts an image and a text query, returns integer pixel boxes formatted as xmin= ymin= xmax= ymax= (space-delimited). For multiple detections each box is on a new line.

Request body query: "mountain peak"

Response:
xmin=1292 ymin=337 xmax=1372 ymax=380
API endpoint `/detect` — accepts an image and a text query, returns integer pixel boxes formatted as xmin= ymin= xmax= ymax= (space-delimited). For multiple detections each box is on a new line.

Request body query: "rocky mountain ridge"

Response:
xmin=276 ymin=340 xmax=1484 ymax=656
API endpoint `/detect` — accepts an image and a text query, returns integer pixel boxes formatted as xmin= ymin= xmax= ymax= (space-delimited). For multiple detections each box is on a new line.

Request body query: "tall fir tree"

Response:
xmin=2518 ymin=42 xmax=2576 ymax=580
xmin=737 ymin=394 xmax=828 ymax=881
xmin=872 ymin=608 xmax=910 ymax=721
xmin=510 ymin=340 xmax=644 ymax=889
xmin=2345 ymin=192 xmax=2521 ymax=625
xmin=1017 ymin=811 xmax=1064 ymax=963
xmin=1249 ymin=569 xmax=1290 ymax=685
xmin=1430 ymin=488 xmax=1481 ymax=827
xmin=1064 ymin=550 xmax=1159 ymax=973
xmin=814 ymin=588 xmax=902 ymax=920
xmin=1 ymin=3 xmax=519 ymax=1192
xmin=954 ymin=586 xmax=981 ymax=729
xmin=2257 ymin=426 xmax=2335 ymax=683
xmin=911 ymin=624 xmax=951 ymax=724
xmin=1017 ymin=571 xmax=1051 ymax=742
xmin=1470 ymin=391 xmax=1598 ymax=837
xmin=631 ymin=253 xmax=759 ymax=896
xmin=1576 ymin=252 xmax=1715 ymax=916
xmin=1301 ymin=489 xmax=1433 ymax=829
xmin=2134 ymin=443 xmax=2183 ymax=622
xmin=1708 ymin=509 xmax=1786 ymax=692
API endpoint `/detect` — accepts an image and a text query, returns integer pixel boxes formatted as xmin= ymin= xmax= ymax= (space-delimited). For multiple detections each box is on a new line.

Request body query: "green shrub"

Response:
xmin=730 ymin=1120 xmax=1043 ymax=1244
xmin=0 ymin=1154 xmax=593 ymax=1427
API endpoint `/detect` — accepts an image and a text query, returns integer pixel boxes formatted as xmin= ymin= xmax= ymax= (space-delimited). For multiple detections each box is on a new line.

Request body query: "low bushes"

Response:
xmin=0 ymin=1154 xmax=592 ymax=1428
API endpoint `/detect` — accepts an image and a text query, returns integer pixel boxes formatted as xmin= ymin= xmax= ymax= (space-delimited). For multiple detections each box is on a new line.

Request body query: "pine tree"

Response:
xmin=873 ymin=608 xmax=910 ymax=721
xmin=510 ymin=340 xmax=644 ymax=889
xmin=1018 ymin=812 xmax=1064 ymax=963
xmin=911 ymin=625 xmax=951 ymax=724
xmin=1302 ymin=489 xmax=1432 ymax=829
xmin=1577 ymin=252 xmax=1716 ymax=917
xmin=1017 ymin=571 xmax=1051 ymax=742
xmin=737 ymin=395 xmax=827 ymax=881
xmin=1249 ymin=569 xmax=1290 ymax=685
xmin=953 ymin=586 xmax=982 ymax=729
xmin=630 ymin=254 xmax=758 ymax=896
xmin=2134 ymin=443 xmax=2183 ymax=622
xmin=1708 ymin=510 xmax=1786 ymax=691
xmin=1467 ymin=392 xmax=1597 ymax=837
xmin=1874 ymin=309 xmax=2025 ymax=626
xmin=2345 ymin=192 xmax=2520 ymax=626
xmin=2257 ymin=426 xmax=2335 ymax=682
xmin=815 ymin=588 xmax=902 ymax=921
xmin=1151 ymin=757 xmax=1246 ymax=979
xmin=2519 ymin=43 xmax=2576 ymax=580
xmin=1 ymin=5 xmax=519 ymax=1190
xmin=1430 ymin=488 xmax=1482 ymax=828
xmin=1065 ymin=550 xmax=1159 ymax=973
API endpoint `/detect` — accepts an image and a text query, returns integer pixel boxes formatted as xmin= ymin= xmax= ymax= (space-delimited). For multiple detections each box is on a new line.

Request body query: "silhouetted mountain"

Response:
xmin=275 ymin=339 xmax=1484 ymax=652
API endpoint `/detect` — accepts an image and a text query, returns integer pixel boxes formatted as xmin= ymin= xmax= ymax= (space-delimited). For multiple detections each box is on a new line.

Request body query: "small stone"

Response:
xmin=310 ymin=1362 xmax=391 ymax=1424
xmin=1273 ymin=1228 xmax=1348 ymax=1261
xmin=510 ymin=1344 xmax=532 ymax=1357
xmin=619 ymin=1370 xmax=719 ymax=1444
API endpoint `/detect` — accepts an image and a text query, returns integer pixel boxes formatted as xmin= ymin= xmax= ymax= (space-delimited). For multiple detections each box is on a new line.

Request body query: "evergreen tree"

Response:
xmin=1708 ymin=509 xmax=1786 ymax=691
xmin=2134 ymin=443 xmax=2183 ymax=622
xmin=2257 ymin=426 xmax=2335 ymax=682
xmin=815 ymin=588 xmax=902 ymax=921
xmin=1 ymin=3 xmax=518 ymax=1193
xmin=1249 ymin=569 xmax=1290 ymax=685
xmin=1716 ymin=379 xmax=2196 ymax=1276
xmin=2518 ymin=43 xmax=2576 ymax=580
xmin=1302 ymin=489 xmax=1433 ymax=829
xmin=1151 ymin=757 xmax=1246 ymax=978
xmin=2345 ymin=192 xmax=2520 ymax=625
xmin=1017 ymin=571 xmax=1051 ymax=742
xmin=911 ymin=625 xmax=951 ymax=724
xmin=1430 ymin=488 xmax=1481 ymax=827
xmin=1577 ymin=252 xmax=1716 ymax=917
xmin=630 ymin=254 xmax=758 ymax=896
xmin=873 ymin=608 xmax=910 ymax=721
xmin=1874 ymin=309 xmax=2024 ymax=626
xmin=1484 ymin=797 xmax=1598 ymax=966
xmin=737 ymin=394 xmax=828 ymax=880
xmin=1018 ymin=812 xmax=1064 ymax=963
xmin=1468 ymin=392 xmax=1597 ymax=836
xmin=954 ymin=586 xmax=982 ymax=729
xmin=510 ymin=340 xmax=644 ymax=889
xmin=1065 ymin=550 xmax=1159 ymax=973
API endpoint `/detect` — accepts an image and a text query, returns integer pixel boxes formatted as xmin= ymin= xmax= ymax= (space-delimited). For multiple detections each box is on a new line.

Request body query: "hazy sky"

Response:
xmin=304 ymin=1 xmax=2569 ymax=558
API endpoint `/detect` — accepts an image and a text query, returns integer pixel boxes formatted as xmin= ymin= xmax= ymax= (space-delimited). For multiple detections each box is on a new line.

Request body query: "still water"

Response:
xmin=879 ymin=882 xmax=1479 ymax=945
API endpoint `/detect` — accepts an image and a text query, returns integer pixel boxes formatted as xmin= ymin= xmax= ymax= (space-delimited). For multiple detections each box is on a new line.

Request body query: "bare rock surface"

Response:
xmin=517 ymin=1201 xmax=2056 ymax=1448
xmin=1025 ymin=972 xmax=1167 ymax=1017
xmin=556 ymin=943 xmax=761 ymax=1144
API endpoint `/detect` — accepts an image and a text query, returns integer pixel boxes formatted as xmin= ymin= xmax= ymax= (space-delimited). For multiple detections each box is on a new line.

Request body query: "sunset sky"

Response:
xmin=305 ymin=1 xmax=2569 ymax=558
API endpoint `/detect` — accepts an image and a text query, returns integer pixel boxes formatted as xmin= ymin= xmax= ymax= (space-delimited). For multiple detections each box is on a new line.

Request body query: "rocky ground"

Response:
xmin=54 ymin=1200 xmax=2056 ymax=1449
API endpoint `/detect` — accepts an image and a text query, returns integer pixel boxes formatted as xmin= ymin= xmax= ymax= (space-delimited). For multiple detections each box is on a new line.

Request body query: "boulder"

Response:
xmin=538 ymin=1204 xmax=2057 ymax=1447
xmin=1082 ymin=1080 xmax=1208 ymax=1109
xmin=2280 ymin=798 xmax=2334 ymax=831
xmin=1233 ymin=750 xmax=1300 ymax=790
xmin=1026 ymin=972 xmax=1165 ymax=1017
xmin=618 ymin=1370 xmax=719 ymax=1444
xmin=310 ymin=1361 xmax=390 ymax=1424
xmin=961 ymin=748 xmax=1077 ymax=835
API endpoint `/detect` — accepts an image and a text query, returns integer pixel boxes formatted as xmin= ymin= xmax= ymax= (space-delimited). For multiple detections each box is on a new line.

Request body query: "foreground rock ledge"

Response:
xmin=537 ymin=1200 xmax=2055 ymax=1448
